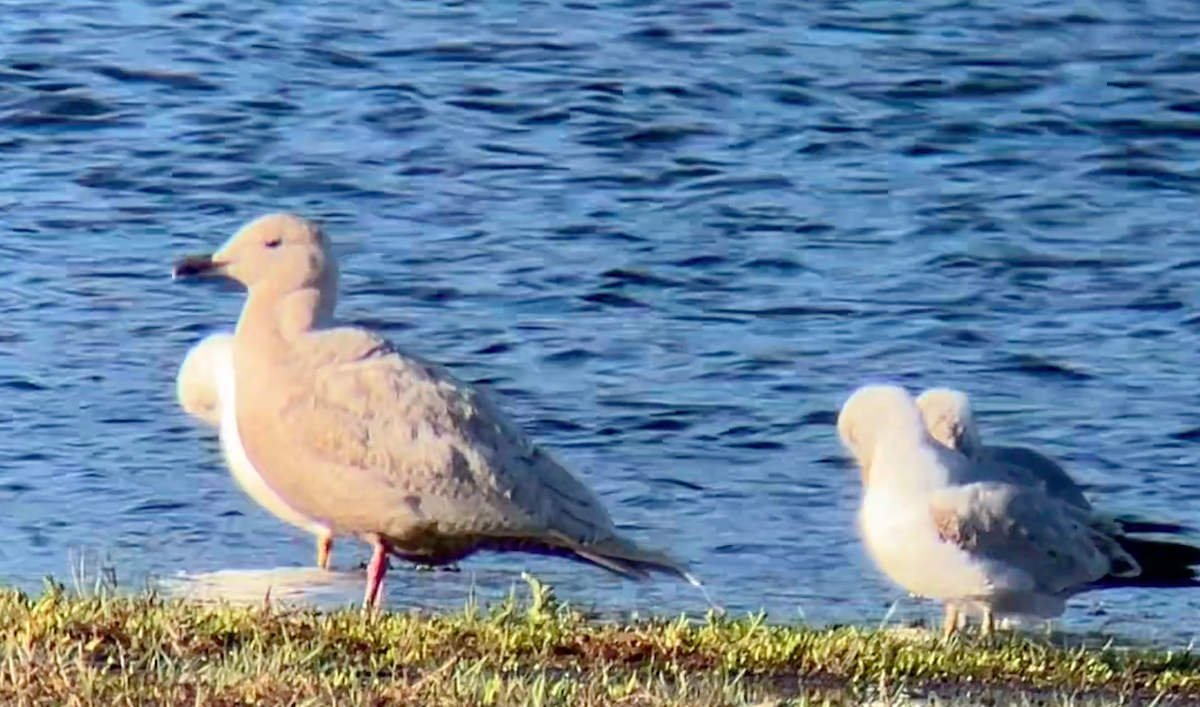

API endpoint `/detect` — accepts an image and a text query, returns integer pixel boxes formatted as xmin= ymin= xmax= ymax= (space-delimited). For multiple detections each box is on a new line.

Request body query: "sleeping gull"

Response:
xmin=176 ymin=331 xmax=338 ymax=571
xmin=838 ymin=384 xmax=1200 ymax=638
xmin=171 ymin=213 xmax=698 ymax=610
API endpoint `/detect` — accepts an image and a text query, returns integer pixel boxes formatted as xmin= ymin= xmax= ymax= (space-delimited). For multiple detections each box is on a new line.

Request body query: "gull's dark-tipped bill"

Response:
xmin=172 ymin=254 xmax=218 ymax=280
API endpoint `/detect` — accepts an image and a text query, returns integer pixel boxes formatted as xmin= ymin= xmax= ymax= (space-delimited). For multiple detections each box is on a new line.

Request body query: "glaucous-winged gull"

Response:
xmin=172 ymin=213 xmax=698 ymax=610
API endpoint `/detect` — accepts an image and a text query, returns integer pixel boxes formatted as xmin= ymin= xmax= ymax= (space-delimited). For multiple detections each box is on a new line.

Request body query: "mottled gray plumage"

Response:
xmin=174 ymin=213 xmax=696 ymax=608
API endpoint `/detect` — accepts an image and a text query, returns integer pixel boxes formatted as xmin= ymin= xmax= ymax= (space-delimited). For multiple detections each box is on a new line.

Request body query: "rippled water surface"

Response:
xmin=4 ymin=0 xmax=1200 ymax=645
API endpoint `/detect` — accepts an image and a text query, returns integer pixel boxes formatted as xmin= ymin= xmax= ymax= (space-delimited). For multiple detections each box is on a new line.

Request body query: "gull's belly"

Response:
xmin=859 ymin=490 xmax=991 ymax=602
xmin=216 ymin=351 xmax=329 ymax=538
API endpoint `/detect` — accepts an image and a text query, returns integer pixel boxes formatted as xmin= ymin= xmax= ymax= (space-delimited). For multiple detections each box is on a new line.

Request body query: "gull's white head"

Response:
xmin=172 ymin=213 xmax=338 ymax=296
xmin=837 ymin=384 xmax=926 ymax=481
xmin=915 ymin=388 xmax=981 ymax=458
xmin=176 ymin=333 xmax=233 ymax=427
xmin=172 ymin=213 xmax=340 ymax=332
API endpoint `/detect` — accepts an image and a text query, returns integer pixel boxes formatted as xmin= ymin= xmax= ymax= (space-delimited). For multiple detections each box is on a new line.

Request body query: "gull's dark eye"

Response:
xmin=265 ymin=238 xmax=282 ymax=249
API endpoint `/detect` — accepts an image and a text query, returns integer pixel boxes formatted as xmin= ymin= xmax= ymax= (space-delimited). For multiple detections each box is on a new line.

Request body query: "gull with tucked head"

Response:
xmin=916 ymin=388 xmax=1090 ymax=510
xmin=916 ymin=387 xmax=1191 ymax=536
xmin=172 ymin=213 xmax=699 ymax=611
xmin=175 ymin=330 xmax=337 ymax=571
xmin=839 ymin=384 xmax=1200 ymax=638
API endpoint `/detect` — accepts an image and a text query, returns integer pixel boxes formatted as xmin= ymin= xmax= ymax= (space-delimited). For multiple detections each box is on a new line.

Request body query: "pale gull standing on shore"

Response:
xmin=176 ymin=331 xmax=338 ymax=571
xmin=172 ymin=213 xmax=698 ymax=610
xmin=838 ymin=384 xmax=1200 ymax=638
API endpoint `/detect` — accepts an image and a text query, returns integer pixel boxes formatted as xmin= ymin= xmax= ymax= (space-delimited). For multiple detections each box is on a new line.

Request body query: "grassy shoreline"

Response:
xmin=2 ymin=576 xmax=1198 ymax=706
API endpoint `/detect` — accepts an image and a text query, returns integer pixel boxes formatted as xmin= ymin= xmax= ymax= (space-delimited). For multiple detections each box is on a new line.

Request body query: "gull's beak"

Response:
xmin=171 ymin=253 xmax=221 ymax=280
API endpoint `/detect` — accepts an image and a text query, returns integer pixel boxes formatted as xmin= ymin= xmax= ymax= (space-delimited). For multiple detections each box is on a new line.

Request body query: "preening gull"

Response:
xmin=917 ymin=387 xmax=1191 ymax=537
xmin=839 ymin=384 xmax=1200 ymax=638
xmin=176 ymin=331 xmax=337 ymax=570
xmin=172 ymin=213 xmax=698 ymax=610
xmin=916 ymin=388 xmax=1090 ymax=510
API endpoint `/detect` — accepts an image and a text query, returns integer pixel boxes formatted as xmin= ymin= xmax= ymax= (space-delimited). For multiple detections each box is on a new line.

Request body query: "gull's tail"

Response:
xmin=1112 ymin=515 xmax=1195 ymax=536
xmin=571 ymin=534 xmax=723 ymax=612
xmin=1090 ymin=535 xmax=1200 ymax=590
xmin=568 ymin=533 xmax=702 ymax=587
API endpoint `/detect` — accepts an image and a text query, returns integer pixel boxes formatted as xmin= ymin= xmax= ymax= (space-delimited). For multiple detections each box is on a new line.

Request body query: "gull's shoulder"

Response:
xmin=289 ymin=326 xmax=492 ymax=425
xmin=301 ymin=326 xmax=405 ymax=365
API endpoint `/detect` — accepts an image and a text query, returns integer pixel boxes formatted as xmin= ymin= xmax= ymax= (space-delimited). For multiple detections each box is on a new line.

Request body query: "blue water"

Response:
xmin=3 ymin=0 xmax=1200 ymax=645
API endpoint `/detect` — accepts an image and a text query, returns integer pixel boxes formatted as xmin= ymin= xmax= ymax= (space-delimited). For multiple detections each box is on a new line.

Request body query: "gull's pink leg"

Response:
xmin=317 ymin=534 xmax=333 ymax=571
xmin=363 ymin=540 xmax=388 ymax=612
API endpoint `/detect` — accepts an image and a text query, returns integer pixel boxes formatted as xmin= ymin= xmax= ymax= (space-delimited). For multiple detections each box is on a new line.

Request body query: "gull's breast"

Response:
xmin=859 ymin=487 xmax=993 ymax=602
xmin=216 ymin=347 xmax=330 ymax=538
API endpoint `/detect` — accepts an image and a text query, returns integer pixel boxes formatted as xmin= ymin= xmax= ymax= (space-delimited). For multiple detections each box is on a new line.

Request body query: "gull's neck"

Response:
xmin=236 ymin=284 xmax=336 ymax=340
xmin=230 ymin=283 xmax=337 ymax=399
xmin=277 ymin=287 xmax=337 ymax=337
